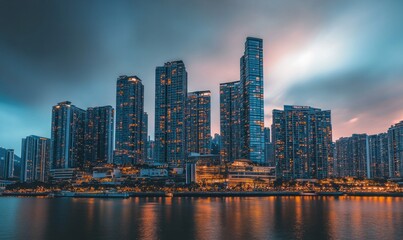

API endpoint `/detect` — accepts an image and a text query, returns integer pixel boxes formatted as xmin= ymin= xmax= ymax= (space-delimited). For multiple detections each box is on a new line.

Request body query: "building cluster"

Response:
xmin=1 ymin=36 xmax=402 ymax=186
xmin=334 ymin=121 xmax=403 ymax=179
xmin=220 ymin=37 xmax=265 ymax=164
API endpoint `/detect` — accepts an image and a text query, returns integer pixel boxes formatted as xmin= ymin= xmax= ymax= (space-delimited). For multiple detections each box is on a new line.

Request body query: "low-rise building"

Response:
xmin=139 ymin=168 xmax=168 ymax=178
xmin=227 ymin=159 xmax=275 ymax=185
xmin=49 ymin=168 xmax=76 ymax=181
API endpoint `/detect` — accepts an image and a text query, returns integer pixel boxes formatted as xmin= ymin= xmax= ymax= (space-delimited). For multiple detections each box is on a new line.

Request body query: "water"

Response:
xmin=0 ymin=196 xmax=402 ymax=240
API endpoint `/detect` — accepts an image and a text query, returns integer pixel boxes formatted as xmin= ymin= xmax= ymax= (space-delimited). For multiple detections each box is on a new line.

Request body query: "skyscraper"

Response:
xmin=334 ymin=137 xmax=347 ymax=177
xmin=239 ymin=37 xmax=264 ymax=164
xmin=210 ymin=133 xmax=221 ymax=155
xmin=264 ymin=127 xmax=274 ymax=166
xmin=186 ymin=90 xmax=211 ymax=156
xmin=84 ymin=106 xmax=114 ymax=168
xmin=272 ymin=105 xmax=333 ymax=179
xmin=155 ymin=61 xmax=188 ymax=164
xmin=115 ymin=75 xmax=146 ymax=165
xmin=142 ymin=112 xmax=149 ymax=162
xmin=21 ymin=136 xmax=50 ymax=182
xmin=3 ymin=149 xmax=14 ymax=179
xmin=351 ymin=134 xmax=370 ymax=178
xmin=388 ymin=121 xmax=403 ymax=178
xmin=146 ymin=137 xmax=155 ymax=162
xmin=335 ymin=134 xmax=369 ymax=178
xmin=51 ymin=101 xmax=86 ymax=169
xmin=220 ymin=81 xmax=241 ymax=162
xmin=368 ymin=133 xmax=389 ymax=179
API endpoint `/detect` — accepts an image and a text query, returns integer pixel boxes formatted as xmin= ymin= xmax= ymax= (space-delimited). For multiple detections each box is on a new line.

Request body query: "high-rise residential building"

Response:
xmin=84 ymin=106 xmax=114 ymax=168
xmin=115 ymin=75 xmax=146 ymax=165
xmin=21 ymin=136 xmax=50 ymax=182
xmin=334 ymin=137 xmax=349 ymax=177
xmin=142 ymin=112 xmax=148 ymax=161
xmin=264 ymin=127 xmax=274 ymax=166
xmin=351 ymin=134 xmax=370 ymax=178
xmin=329 ymin=142 xmax=336 ymax=177
xmin=239 ymin=37 xmax=264 ymax=164
xmin=155 ymin=61 xmax=188 ymax=164
xmin=220 ymin=81 xmax=241 ymax=162
xmin=335 ymin=134 xmax=369 ymax=178
xmin=210 ymin=133 xmax=221 ymax=155
xmin=51 ymin=101 xmax=86 ymax=169
xmin=146 ymin=137 xmax=155 ymax=162
xmin=3 ymin=149 xmax=14 ymax=179
xmin=272 ymin=105 xmax=333 ymax=179
xmin=388 ymin=121 xmax=403 ymax=178
xmin=186 ymin=91 xmax=211 ymax=156
xmin=368 ymin=133 xmax=389 ymax=179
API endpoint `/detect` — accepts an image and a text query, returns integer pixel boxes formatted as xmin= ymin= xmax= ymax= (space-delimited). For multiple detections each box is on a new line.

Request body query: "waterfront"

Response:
xmin=0 ymin=197 xmax=402 ymax=240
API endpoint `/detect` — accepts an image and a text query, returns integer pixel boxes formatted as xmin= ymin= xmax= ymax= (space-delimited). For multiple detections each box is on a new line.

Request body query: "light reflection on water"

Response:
xmin=0 ymin=196 xmax=402 ymax=240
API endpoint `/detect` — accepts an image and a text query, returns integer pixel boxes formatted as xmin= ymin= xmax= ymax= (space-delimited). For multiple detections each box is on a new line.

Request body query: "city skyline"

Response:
xmin=1 ymin=2 xmax=403 ymax=240
xmin=1 ymin=1 xmax=403 ymax=155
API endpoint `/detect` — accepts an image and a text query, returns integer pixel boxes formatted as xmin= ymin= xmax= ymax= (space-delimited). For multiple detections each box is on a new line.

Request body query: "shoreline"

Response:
xmin=1 ymin=191 xmax=403 ymax=198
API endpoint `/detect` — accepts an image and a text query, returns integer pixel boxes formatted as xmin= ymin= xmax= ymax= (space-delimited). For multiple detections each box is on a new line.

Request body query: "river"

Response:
xmin=0 ymin=196 xmax=402 ymax=239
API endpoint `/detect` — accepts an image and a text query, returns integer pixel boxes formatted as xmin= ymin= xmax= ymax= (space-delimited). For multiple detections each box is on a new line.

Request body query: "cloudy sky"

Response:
xmin=1 ymin=0 xmax=403 ymax=155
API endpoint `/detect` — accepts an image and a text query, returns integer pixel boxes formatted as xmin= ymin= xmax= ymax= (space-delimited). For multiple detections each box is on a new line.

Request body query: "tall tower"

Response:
xmin=368 ymin=133 xmax=389 ymax=179
xmin=388 ymin=121 xmax=403 ymax=178
xmin=186 ymin=90 xmax=211 ymax=156
xmin=21 ymin=136 xmax=50 ymax=182
xmin=240 ymin=37 xmax=264 ymax=163
xmin=115 ymin=75 xmax=145 ymax=165
xmin=220 ymin=81 xmax=241 ymax=162
xmin=51 ymin=101 xmax=86 ymax=169
xmin=85 ymin=106 xmax=114 ymax=167
xmin=272 ymin=105 xmax=333 ymax=179
xmin=264 ymin=127 xmax=274 ymax=166
xmin=142 ymin=112 xmax=148 ymax=161
xmin=3 ymin=149 xmax=14 ymax=179
xmin=155 ymin=61 xmax=188 ymax=164
xmin=335 ymin=134 xmax=369 ymax=178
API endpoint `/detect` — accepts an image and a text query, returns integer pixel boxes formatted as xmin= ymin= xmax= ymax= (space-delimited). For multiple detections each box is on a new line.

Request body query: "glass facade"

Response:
xmin=240 ymin=37 xmax=264 ymax=164
xmin=155 ymin=61 xmax=188 ymax=164
xmin=115 ymin=75 xmax=146 ymax=165
xmin=264 ymin=127 xmax=274 ymax=166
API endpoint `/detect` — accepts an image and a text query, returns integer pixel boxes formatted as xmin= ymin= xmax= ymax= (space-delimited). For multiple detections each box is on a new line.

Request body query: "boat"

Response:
xmin=300 ymin=191 xmax=317 ymax=196
xmin=165 ymin=192 xmax=174 ymax=197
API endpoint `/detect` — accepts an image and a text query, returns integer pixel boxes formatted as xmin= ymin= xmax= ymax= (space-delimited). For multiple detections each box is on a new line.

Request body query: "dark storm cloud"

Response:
xmin=282 ymin=68 xmax=403 ymax=136
xmin=284 ymin=69 xmax=403 ymax=113
xmin=0 ymin=1 xmax=124 ymax=103
xmin=0 ymin=0 xmax=342 ymax=104
xmin=1 ymin=0 xmax=403 ymax=153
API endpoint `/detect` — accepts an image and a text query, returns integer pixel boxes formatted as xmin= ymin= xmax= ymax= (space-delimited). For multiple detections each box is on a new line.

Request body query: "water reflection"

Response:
xmin=0 ymin=197 xmax=402 ymax=240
